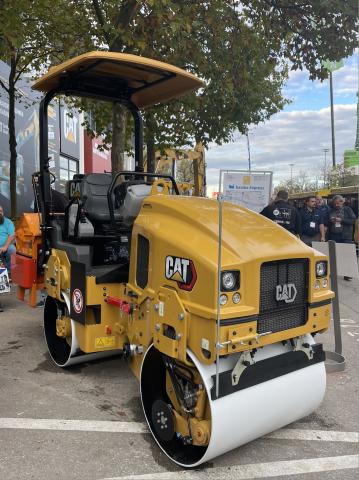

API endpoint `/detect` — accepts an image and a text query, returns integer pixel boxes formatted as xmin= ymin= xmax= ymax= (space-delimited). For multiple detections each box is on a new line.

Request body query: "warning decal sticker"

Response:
xmin=72 ymin=288 xmax=83 ymax=314
xmin=95 ymin=336 xmax=116 ymax=349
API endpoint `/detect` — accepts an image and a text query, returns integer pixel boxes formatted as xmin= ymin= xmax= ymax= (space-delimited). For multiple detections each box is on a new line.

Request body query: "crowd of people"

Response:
xmin=260 ymin=190 xmax=357 ymax=280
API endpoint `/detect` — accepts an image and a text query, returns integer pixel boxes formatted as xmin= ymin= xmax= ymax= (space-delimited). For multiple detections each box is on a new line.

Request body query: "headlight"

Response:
xmin=232 ymin=292 xmax=241 ymax=304
xmin=221 ymin=271 xmax=240 ymax=291
xmin=220 ymin=294 xmax=228 ymax=306
xmin=316 ymin=261 xmax=327 ymax=278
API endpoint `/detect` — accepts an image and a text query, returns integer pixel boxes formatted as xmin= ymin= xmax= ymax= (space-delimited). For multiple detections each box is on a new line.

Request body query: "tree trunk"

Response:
xmin=111 ymin=102 xmax=127 ymax=173
xmin=145 ymin=112 xmax=156 ymax=173
xmin=193 ymin=158 xmax=200 ymax=197
xmin=146 ymin=133 xmax=155 ymax=174
xmin=193 ymin=141 xmax=206 ymax=197
xmin=8 ymin=55 xmax=17 ymax=219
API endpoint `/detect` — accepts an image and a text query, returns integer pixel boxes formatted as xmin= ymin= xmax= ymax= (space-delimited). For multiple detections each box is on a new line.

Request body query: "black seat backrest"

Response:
xmin=80 ymin=174 xmax=150 ymax=229
xmin=81 ymin=173 xmax=113 ymax=223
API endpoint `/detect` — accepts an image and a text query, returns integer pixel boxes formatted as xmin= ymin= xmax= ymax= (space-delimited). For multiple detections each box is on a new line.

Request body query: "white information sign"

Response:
xmin=221 ymin=171 xmax=272 ymax=213
xmin=0 ymin=266 xmax=10 ymax=294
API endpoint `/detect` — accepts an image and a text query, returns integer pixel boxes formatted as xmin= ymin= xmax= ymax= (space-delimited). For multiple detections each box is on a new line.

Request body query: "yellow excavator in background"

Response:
xmin=144 ymin=143 xmax=206 ymax=197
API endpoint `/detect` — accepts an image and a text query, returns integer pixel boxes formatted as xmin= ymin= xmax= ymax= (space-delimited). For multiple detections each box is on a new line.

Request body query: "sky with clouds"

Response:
xmin=206 ymin=50 xmax=358 ymax=194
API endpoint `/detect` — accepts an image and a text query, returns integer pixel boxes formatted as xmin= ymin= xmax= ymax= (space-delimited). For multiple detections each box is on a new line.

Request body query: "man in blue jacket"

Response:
xmin=300 ymin=196 xmax=325 ymax=246
xmin=316 ymin=195 xmax=330 ymax=238
xmin=0 ymin=205 xmax=15 ymax=272
xmin=0 ymin=205 xmax=15 ymax=312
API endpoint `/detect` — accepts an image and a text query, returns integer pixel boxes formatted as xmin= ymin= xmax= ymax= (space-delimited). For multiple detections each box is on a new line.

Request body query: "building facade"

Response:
xmin=0 ymin=60 xmax=82 ymax=216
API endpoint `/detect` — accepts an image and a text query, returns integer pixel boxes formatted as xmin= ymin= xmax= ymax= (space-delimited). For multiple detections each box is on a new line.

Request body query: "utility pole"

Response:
xmin=246 ymin=132 xmax=251 ymax=171
xmin=329 ymin=71 xmax=336 ymax=167
xmin=322 ymin=59 xmax=344 ymax=168
xmin=355 ymin=90 xmax=359 ymax=150
xmin=323 ymin=148 xmax=329 ymax=187
xmin=289 ymin=163 xmax=294 ymax=191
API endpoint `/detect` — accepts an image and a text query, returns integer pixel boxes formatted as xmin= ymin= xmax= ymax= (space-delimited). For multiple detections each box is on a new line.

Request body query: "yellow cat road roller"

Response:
xmin=14 ymin=52 xmax=334 ymax=467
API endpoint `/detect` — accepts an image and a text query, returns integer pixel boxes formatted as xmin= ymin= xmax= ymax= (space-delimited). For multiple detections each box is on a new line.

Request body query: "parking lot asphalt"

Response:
xmin=0 ymin=277 xmax=358 ymax=480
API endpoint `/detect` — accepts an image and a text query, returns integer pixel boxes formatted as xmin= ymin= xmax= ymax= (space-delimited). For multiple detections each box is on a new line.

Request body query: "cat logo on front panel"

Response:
xmin=165 ymin=256 xmax=197 ymax=291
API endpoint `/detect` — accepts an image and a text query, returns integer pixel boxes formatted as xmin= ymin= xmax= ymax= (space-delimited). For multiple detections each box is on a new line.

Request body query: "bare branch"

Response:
xmin=0 ymin=78 xmax=10 ymax=94
xmin=14 ymin=63 xmax=31 ymax=84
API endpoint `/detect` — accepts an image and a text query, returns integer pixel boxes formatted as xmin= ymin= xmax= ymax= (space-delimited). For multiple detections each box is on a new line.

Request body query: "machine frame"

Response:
xmin=12 ymin=51 xmax=335 ymax=468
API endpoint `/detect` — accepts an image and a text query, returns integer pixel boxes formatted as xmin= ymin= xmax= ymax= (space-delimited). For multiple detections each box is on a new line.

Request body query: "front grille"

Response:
xmin=257 ymin=259 xmax=309 ymax=334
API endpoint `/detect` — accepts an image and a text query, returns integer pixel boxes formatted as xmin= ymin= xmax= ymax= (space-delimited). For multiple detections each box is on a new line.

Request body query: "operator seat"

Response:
xmin=81 ymin=174 xmax=152 ymax=229
xmin=61 ymin=174 xmax=153 ymax=283
xmin=65 ymin=173 xmax=114 ymax=241
xmin=81 ymin=173 xmax=114 ymax=225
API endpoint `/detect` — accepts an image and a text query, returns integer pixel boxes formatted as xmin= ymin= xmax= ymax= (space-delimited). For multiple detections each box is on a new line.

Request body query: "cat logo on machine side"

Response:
xmin=165 ymin=256 xmax=197 ymax=291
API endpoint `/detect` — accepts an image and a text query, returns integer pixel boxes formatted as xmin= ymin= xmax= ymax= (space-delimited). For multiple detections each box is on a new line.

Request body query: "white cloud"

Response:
xmin=283 ymin=50 xmax=358 ymax=104
xmin=206 ymin=104 xmax=356 ymax=194
xmin=330 ymin=60 xmax=358 ymax=97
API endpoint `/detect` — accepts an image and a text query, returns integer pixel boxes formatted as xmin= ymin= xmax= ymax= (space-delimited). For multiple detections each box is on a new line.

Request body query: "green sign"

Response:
xmin=322 ymin=59 xmax=344 ymax=72
xmin=344 ymin=150 xmax=359 ymax=168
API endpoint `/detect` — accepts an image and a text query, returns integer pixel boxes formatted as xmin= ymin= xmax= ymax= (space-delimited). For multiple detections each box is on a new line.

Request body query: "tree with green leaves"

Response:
xmin=77 ymin=0 xmax=287 ymax=172
xmin=239 ymin=0 xmax=357 ymax=81
xmin=74 ymin=0 xmax=357 ymax=173
xmin=0 ymin=0 xmax=91 ymax=217
xmin=1 ymin=1 xmax=357 ymax=214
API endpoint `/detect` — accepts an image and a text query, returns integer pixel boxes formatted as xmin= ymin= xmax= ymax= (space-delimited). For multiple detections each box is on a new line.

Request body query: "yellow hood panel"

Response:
xmin=138 ymin=195 xmax=314 ymax=268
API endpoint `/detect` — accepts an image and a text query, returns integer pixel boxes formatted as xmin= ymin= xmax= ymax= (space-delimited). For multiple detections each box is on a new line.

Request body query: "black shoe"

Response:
xmin=344 ymin=276 xmax=352 ymax=281
xmin=0 ymin=304 xmax=3 ymax=313
xmin=36 ymin=300 xmax=45 ymax=308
